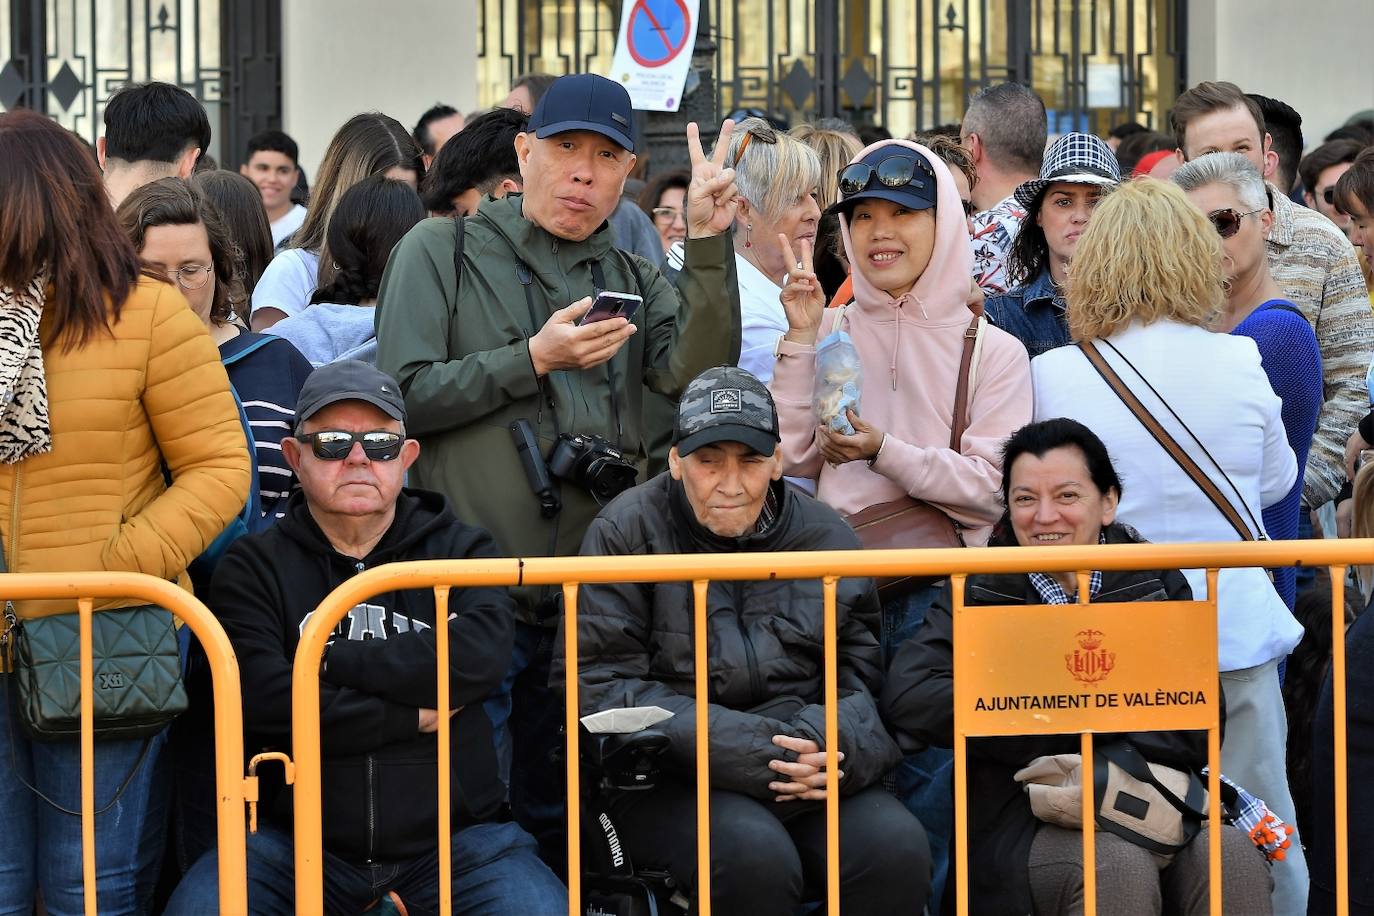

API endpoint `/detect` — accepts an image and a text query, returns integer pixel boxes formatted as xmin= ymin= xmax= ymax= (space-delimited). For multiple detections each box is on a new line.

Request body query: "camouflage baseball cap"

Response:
xmin=673 ymin=366 xmax=780 ymax=458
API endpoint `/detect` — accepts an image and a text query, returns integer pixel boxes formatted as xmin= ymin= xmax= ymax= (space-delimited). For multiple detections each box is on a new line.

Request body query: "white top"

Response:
xmin=1032 ymin=320 xmax=1301 ymax=671
xmin=270 ymin=204 xmax=307 ymax=250
xmin=736 ymin=251 xmax=789 ymax=385
xmin=251 ymin=247 xmax=320 ymax=320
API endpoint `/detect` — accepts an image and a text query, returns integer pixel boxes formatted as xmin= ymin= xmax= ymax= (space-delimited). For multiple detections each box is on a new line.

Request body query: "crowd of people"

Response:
xmin=0 ymin=67 xmax=1372 ymax=916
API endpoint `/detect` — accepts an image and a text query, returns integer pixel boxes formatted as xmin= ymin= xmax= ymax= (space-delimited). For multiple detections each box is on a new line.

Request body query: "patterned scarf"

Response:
xmin=0 ymin=274 xmax=52 ymax=463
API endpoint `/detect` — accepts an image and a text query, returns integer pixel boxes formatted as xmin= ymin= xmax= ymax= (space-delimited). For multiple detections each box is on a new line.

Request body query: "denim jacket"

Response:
xmin=984 ymin=268 xmax=1070 ymax=359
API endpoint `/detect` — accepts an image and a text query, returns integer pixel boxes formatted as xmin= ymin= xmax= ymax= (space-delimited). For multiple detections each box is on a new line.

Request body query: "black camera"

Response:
xmin=548 ymin=433 xmax=638 ymax=505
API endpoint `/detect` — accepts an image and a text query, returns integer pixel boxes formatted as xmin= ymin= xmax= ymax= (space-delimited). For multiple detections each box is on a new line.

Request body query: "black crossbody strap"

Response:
xmin=1077 ymin=341 xmax=1262 ymax=542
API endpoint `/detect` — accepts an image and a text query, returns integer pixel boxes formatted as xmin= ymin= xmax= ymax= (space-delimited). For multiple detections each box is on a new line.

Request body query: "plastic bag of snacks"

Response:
xmin=813 ymin=330 xmax=862 ymax=435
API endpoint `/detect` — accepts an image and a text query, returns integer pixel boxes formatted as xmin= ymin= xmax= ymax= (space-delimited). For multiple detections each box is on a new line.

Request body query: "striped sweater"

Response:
xmin=219 ymin=332 xmax=314 ymax=523
xmin=1265 ymin=187 xmax=1374 ymax=507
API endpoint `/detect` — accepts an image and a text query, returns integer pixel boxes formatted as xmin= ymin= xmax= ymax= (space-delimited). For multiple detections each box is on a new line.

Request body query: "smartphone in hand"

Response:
xmin=577 ymin=291 xmax=643 ymax=326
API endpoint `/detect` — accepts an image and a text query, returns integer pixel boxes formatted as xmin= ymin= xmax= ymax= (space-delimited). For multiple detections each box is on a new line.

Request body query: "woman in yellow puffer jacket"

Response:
xmin=0 ymin=110 xmax=250 ymax=914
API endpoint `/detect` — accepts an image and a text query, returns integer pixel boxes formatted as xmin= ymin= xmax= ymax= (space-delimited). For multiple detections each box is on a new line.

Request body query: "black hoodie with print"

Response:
xmin=210 ymin=487 xmax=514 ymax=864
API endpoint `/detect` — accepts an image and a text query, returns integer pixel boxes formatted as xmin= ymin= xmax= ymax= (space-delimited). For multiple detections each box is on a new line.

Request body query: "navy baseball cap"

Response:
xmin=828 ymin=144 xmax=939 ymax=217
xmin=527 ymin=73 xmax=635 ymax=152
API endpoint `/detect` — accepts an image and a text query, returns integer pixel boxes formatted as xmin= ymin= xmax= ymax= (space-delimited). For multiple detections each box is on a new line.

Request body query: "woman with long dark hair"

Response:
xmin=984 ymin=133 xmax=1121 ymax=359
xmin=250 ymin=112 xmax=423 ymax=330
xmin=0 ymin=109 xmax=249 ymax=914
xmin=271 ymin=176 xmax=425 ymax=366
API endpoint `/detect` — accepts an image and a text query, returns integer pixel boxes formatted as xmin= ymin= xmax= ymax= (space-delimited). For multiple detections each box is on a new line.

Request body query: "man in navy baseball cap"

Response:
xmin=374 ymin=64 xmax=747 ymax=872
xmin=507 ymin=73 xmax=645 ymax=242
xmin=526 ymin=72 xmax=636 ymax=153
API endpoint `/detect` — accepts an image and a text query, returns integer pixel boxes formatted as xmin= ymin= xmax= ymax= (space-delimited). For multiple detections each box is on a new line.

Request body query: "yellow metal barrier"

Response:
xmin=289 ymin=539 xmax=1371 ymax=916
xmin=0 ymin=572 xmax=250 ymax=916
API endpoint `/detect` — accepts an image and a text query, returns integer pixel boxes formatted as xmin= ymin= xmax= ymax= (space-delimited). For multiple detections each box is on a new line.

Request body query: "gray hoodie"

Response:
xmin=270 ymin=302 xmax=377 ymax=367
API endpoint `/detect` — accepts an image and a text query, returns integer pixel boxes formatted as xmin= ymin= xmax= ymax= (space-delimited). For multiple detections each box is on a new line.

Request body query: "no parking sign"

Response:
xmin=609 ymin=0 xmax=700 ymax=112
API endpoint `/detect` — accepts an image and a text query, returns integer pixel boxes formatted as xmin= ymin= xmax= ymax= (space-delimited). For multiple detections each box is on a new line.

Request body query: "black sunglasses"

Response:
xmin=837 ymin=155 xmax=935 ymax=197
xmin=1322 ymin=187 xmax=1337 ymax=206
xmin=1207 ymin=207 xmax=1261 ymax=240
xmin=296 ymin=430 xmax=404 ymax=461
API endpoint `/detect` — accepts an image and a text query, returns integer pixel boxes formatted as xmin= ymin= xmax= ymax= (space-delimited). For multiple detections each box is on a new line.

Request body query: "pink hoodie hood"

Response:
xmin=838 ymin=139 xmax=974 ymax=327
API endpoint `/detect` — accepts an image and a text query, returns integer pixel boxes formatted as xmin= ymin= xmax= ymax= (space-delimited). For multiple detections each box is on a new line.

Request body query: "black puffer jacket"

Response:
xmin=880 ymin=522 xmax=1204 ymax=915
xmin=555 ymin=472 xmax=900 ymax=799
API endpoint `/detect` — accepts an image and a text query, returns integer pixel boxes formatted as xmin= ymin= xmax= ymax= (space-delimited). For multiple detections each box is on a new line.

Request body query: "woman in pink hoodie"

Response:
xmin=768 ymin=139 xmax=1032 ymax=909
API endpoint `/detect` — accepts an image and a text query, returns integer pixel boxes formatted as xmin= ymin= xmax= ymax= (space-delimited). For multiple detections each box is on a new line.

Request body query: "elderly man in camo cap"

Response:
xmin=555 ymin=365 xmax=931 ymax=914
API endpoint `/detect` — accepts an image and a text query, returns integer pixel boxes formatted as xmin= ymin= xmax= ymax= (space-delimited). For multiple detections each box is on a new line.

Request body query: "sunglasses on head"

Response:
xmin=1207 ymin=208 xmax=1261 ymax=239
xmin=837 ymin=155 xmax=935 ymax=197
xmin=296 ymin=430 xmax=404 ymax=461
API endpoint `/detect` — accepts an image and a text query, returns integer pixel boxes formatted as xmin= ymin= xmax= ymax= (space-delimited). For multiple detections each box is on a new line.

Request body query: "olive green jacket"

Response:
xmin=375 ymin=193 xmax=740 ymax=622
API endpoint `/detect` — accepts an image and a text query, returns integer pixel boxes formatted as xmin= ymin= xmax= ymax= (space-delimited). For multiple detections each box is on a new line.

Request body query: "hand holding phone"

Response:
xmin=577 ymin=291 xmax=643 ymax=326
xmin=529 ymin=294 xmax=640 ymax=376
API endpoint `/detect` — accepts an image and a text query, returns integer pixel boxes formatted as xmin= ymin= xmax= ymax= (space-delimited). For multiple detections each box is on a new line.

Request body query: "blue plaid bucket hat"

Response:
xmin=1013 ymin=132 xmax=1122 ymax=211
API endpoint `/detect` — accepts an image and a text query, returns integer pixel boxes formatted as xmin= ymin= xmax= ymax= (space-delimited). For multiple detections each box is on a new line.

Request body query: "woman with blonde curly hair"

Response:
xmin=1032 ymin=177 xmax=1307 ymax=903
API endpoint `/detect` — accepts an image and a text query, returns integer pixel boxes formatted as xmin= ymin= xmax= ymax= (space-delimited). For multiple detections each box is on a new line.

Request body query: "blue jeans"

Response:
xmin=164 ymin=820 xmax=566 ymax=916
xmin=881 ymin=582 xmax=953 ymax=916
xmin=0 ymin=674 xmax=164 ymax=916
xmin=483 ymin=620 xmax=566 ymax=876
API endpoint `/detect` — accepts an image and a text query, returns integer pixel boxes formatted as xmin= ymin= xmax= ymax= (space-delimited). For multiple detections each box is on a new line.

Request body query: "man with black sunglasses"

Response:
xmin=168 ymin=360 xmax=567 ymax=914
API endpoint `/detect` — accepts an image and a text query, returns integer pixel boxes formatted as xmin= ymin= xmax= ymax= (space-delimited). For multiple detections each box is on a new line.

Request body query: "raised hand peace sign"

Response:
xmin=685 ymin=119 xmax=740 ymax=239
xmin=778 ymin=235 xmax=826 ymax=345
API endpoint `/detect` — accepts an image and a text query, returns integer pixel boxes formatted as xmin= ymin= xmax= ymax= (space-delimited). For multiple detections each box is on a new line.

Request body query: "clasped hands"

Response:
xmin=768 ymin=734 xmax=845 ymax=802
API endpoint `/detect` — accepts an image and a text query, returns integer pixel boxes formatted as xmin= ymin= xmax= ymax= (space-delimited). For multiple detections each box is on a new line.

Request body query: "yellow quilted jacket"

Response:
xmin=0 ymin=277 xmax=251 ymax=624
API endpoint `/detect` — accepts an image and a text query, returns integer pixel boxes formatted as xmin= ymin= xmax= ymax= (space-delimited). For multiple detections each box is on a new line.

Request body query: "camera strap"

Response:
xmin=514 ymin=260 xmax=564 ymax=608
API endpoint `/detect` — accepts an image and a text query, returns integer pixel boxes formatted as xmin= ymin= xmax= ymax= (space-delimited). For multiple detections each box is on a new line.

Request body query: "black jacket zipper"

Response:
xmin=731 ymin=582 xmax=764 ymax=702
xmin=366 ymin=754 xmax=377 ymax=861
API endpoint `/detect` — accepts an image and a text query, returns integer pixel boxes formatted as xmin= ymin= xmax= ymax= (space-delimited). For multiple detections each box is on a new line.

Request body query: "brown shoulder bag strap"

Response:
xmin=1077 ymin=341 xmax=1256 ymax=541
xmin=949 ymin=312 xmax=981 ymax=450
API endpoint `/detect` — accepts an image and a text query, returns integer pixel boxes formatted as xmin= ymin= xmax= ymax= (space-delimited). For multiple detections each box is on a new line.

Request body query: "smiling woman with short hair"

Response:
xmin=881 ymin=418 xmax=1277 ymax=916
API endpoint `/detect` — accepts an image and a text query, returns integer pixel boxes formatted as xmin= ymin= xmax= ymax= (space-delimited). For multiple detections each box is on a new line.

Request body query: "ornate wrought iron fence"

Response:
xmin=0 ymin=0 xmax=281 ymax=167
xmin=476 ymin=0 xmax=1186 ymax=137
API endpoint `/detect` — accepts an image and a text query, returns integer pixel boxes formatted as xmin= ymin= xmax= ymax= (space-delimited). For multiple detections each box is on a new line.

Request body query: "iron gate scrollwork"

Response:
xmin=478 ymin=0 xmax=1186 ymax=137
xmin=0 ymin=0 xmax=282 ymax=168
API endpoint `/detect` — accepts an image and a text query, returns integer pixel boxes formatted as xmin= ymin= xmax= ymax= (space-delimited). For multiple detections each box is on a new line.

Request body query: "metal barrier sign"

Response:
xmin=952 ymin=577 xmax=1223 ymax=916
xmin=958 ymin=600 xmax=1218 ymax=736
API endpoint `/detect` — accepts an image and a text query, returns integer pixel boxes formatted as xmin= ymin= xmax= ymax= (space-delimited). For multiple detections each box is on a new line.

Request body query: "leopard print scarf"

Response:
xmin=0 ymin=273 xmax=52 ymax=463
